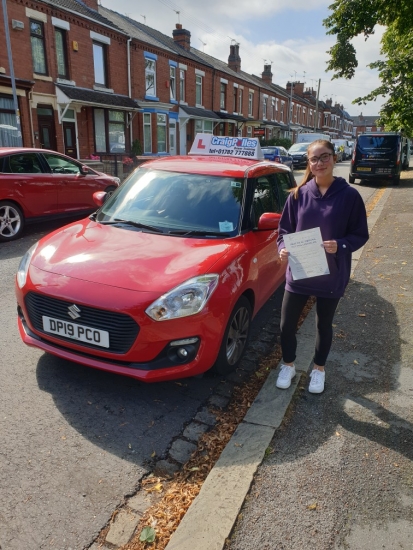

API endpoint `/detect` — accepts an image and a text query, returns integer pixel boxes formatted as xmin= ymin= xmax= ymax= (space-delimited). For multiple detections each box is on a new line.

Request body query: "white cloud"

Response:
xmin=102 ymin=0 xmax=387 ymax=116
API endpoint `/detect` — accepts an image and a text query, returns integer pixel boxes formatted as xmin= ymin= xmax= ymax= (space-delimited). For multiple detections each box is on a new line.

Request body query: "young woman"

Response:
xmin=276 ymin=140 xmax=369 ymax=393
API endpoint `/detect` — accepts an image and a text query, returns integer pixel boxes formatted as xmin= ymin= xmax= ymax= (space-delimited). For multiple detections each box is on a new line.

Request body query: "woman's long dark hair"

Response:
xmin=292 ymin=139 xmax=336 ymax=199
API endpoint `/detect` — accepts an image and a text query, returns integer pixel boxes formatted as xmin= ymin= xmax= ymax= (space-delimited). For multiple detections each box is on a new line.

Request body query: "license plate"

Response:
xmin=357 ymin=167 xmax=371 ymax=172
xmin=42 ymin=316 xmax=109 ymax=348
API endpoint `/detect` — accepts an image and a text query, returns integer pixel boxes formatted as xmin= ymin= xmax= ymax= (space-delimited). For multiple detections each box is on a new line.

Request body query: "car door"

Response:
xmin=41 ymin=153 xmax=93 ymax=212
xmin=279 ymin=147 xmax=293 ymax=169
xmin=244 ymin=173 xmax=286 ymax=309
xmin=6 ymin=152 xmax=59 ymax=218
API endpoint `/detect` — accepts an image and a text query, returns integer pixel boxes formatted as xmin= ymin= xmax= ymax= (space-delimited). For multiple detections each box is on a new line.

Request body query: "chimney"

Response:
xmin=173 ymin=23 xmax=191 ymax=51
xmin=82 ymin=0 xmax=99 ymax=9
xmin=286 ymin=81 xmax=295 ymax=95
xmin=293 ymin=82 xmax=304 ymax=96
xmin=261 ymin=64 xmax=272 ymax=84
xmin=326 ymin=98 xmax=333 ymax=107
xmin=228 ymin=44 xmax=241 ymax=72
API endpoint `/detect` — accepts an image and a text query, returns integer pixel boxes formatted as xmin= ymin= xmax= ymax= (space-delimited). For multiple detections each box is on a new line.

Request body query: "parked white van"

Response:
xmin=331 ymin=139 xmax=352 ymax=160
xmin=296 ymin=133 xmax=331 ymax=144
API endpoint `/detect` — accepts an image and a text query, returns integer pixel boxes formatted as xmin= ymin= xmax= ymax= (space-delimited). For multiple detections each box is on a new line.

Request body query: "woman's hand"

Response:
xmin=278 ymin=248 xmax=289 ymax=263
xmin=323 ymin=240 xmax=338 ymax=254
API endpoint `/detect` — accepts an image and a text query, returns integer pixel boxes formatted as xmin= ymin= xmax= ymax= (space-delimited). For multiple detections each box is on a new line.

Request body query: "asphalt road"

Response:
xmin=0 ymin=161 xmax=377 ymax=550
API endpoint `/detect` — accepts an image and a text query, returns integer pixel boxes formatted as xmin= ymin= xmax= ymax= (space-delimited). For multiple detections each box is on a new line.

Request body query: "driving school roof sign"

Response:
xmin=189 ymin=133 xmax=264 ymax=160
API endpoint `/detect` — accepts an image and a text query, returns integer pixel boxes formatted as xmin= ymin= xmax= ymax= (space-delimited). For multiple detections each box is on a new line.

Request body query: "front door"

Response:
xmin=169 ymin=120 xmax=176 ymax=156
xmin=37 ymin=105 xmax=57 ymax=151
xmin=63 ymin=122 xmax=77 ymax=158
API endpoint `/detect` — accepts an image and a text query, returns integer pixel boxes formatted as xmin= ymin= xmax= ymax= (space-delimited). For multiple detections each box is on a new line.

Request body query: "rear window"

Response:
xmin=357 ymin=135 xmax=399 ymax=152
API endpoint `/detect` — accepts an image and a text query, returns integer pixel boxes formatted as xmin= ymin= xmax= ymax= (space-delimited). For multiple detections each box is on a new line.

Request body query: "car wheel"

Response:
xmin=393 ymin=176 xmax=400 ymax=185
xmin=0 ymin=201 xmax=25 ymax=242
xmin=212 ymin=295 xmax=252 ymax=375
xmin=349 ymin=174 xmax=355 ymax=184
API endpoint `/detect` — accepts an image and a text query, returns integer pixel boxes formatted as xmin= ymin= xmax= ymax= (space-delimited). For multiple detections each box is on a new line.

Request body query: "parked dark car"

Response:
xmin=0 ymin=147 xmax=120 ymax=241
xmin=261 ymin=146 xmax=293 ymax=170
xmin=288 ymin=143 xmax=309 ymax=169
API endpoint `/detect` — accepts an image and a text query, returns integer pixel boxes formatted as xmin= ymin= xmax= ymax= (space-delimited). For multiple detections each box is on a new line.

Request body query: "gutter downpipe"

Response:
xmin=2 ymin=0 xmax=23 ymax=146
xmin=127 ymin=37 xmax=133 ymax=148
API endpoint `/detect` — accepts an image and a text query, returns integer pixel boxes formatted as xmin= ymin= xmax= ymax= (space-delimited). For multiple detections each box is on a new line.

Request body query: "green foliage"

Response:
xmin=139 ymin=526 xmax=156 ymax=543
xmin=261 ymin=138 xmax=292 ymax=149
xmin=131 ymin=138 xmax=142 ymax=156
xmin=324 ymin=0 xmax=413 ymax=134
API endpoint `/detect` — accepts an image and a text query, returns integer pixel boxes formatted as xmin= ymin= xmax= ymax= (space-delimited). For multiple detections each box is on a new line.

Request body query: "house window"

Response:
xmin=93 ymin=42 xmax=107 ymax=86
xmin=145 ymin=58 xmax=156 ymax=97
xmin=246 ymin=125 xmax=252 ymax=137
xmin=170 ymin=66 xmax=176 ymax=101
xmin=324 ymin=114 xmax=328 ymax=126
xmin=233 ymin=87 xmax=237 ymax=112
xmin=195 ymin=120 xmax=213 ymax=134
xmin=0 ymin=95 xmax=20 ymax=147
xmin=271 ymin=99 xmax=275 ymax=120
xmin=93 ymin=109 xmax=126 ymax=153
xmin=238 ymin=89 xmax=243 ymax=114
xmin=248 ymin=92 xmax=253 ymax=116
xmin=157 ymin=114 xmax=167 ymax=153
xmin=30 ymin=19 xmax=47 ymax=75
xmin=263 ymin=97 xmax=268 ymax=120
xmin=280 ymin=101 xmax=285 ymax=122
xmin=196 ymin=75 xmax=202 ymax=106
xmin=179 ymin=70 xmax=185 ymax=102
xmin=143 ymin=113 xmax=152 ymax=153
xmin=55 ymin=28 xmax=69 ymax=79
xmin=220 ymin=82 xmax=227 ymax=110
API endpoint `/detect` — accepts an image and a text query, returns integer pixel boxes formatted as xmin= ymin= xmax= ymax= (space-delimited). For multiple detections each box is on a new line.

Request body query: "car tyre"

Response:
xmin=348 ymin=174 xmax=355 ymax=184
xmin=393 ymin=176 xmax=400 ymax=185
xmin=211 ymin=295 xmax=252 ymax=375
xmin=0 ymin=201 xmax=25 ymax=242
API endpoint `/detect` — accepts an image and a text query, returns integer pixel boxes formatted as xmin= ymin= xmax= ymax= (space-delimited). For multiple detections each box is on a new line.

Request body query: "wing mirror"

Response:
xmin=257 ymin=212 xmax=281 ymax=231
xmin=93 ymin=191 xmax=108 ymax=207
xmin=80 ymin=165 xmax=91 ymax=175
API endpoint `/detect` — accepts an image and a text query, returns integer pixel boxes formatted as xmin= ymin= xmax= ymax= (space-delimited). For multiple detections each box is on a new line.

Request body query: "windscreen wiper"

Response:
xmin=168 ymin=229 xmax=231 ymax=238
xmin=97 ymin=218 xmax=164 ymax=233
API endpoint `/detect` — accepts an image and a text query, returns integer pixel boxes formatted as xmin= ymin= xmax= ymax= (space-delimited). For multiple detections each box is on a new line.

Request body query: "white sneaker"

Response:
xmin=276 ymin=364 xmax=296 ymax=389
xmin=308 ymin=369 xmax=325 ymax=393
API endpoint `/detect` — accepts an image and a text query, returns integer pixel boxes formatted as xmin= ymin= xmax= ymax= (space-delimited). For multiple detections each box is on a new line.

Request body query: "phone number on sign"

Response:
xmin=208 ymin=148 xmax=255 ymax=157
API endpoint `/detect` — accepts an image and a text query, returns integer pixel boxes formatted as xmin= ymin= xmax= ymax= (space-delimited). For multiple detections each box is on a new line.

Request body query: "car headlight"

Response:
xmin=113 ymin=177 xmax=121 ymax=184
xmin=16 ymin=242 xmax=38 ymax=289
xmin=145 ymin=274 xmax=219 ymax=321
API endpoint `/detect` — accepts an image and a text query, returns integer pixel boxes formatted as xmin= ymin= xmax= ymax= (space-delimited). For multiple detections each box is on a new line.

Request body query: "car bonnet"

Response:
xmin=29 ymin=220 xmax=232 ymax=293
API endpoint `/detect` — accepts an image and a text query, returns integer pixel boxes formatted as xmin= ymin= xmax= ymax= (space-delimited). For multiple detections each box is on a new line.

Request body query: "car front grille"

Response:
xmin=24 ymin=292 xmax=139 ymax=353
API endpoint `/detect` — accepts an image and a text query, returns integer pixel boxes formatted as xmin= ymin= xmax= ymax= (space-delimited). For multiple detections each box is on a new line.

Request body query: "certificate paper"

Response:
xmin=283 ymin=227 xmax=330 ymax=281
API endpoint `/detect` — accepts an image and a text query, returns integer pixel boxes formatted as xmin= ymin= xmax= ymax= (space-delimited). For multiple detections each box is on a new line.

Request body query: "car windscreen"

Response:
xmin=96 ymin=168 xmax=244 ymax=236
xmin=357 ymin=135 xmax=399 ymax=153
xmin=289 ymin=144 xmax=308 ymax=152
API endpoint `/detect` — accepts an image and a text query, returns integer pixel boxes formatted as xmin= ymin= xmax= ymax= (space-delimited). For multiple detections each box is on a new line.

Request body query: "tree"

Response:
xmin=323 ymin=0 xmax=413 ymax=134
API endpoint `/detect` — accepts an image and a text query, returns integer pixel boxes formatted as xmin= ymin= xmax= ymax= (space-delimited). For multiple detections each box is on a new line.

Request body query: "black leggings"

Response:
xmin=280 ymin=290 xmax=340 ymax=366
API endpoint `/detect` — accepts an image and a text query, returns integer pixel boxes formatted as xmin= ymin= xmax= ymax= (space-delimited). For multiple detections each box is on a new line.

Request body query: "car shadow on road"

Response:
xmin=34 ymin=286 xmax=284 ymax=469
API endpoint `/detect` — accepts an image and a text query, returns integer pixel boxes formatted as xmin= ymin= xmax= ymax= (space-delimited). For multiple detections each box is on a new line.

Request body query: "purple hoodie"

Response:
xmin=277 ymin=177 xmax=369 ymax=298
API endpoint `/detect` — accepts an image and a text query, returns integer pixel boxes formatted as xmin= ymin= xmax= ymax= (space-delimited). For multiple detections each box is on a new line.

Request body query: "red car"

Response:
xmin=0 ymin=147 xmax=120 ymax=241
xmin=16 ymin=136 xmax=293 ymax=382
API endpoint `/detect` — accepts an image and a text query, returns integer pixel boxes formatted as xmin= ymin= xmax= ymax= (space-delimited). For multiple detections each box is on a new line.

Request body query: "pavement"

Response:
xmin=164 ymin=175 xmax=413 ymax=550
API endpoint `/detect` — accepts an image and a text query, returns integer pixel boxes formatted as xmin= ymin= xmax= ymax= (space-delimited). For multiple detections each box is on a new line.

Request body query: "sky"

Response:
xmin=99 ymin=0 xmax=386 ymax=117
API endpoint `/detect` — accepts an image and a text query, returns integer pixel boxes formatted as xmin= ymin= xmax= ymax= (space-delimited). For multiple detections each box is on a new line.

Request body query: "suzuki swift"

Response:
xmin=16 ymin=135 xmax=293 ymax=382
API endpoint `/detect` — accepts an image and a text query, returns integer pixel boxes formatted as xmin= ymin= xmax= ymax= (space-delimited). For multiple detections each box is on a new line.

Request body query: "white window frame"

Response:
xmin=143 ymin=112 xmax=152 ymax=153
xmin=280 ymin=101 xmax=285 ymax=122
xmin=263 ymin=96 xmax=268 ymax=120
xmin=157 ymin=113 xmax=167 ymax=153
xmin=179 ymin=69 xmax=186 ymax=103
xmin=145 ymin=56 xmax=157 ymax=98
xmin=248 ymin=91 xmax=254 ymax=116
xmin=170 ymin=65 xmax=176 ymax=101
xmin=195 ymin=74 xmax=203 ymax=107
xmin=238 ymin=89 xmax=243 ymax=115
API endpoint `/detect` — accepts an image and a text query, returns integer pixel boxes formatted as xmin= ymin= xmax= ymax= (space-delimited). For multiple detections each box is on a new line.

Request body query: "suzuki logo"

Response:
xmin=68 ymin=304 xmax=81 ymax=320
